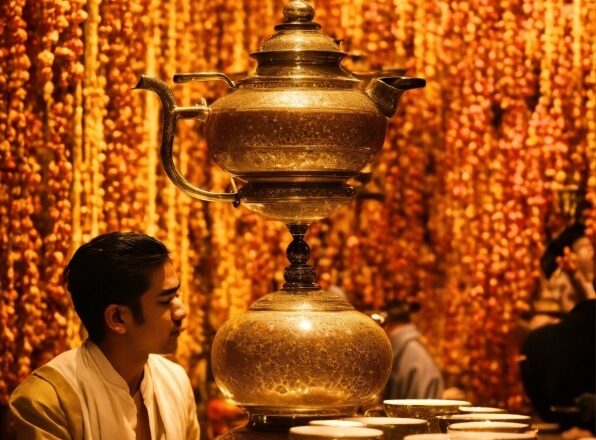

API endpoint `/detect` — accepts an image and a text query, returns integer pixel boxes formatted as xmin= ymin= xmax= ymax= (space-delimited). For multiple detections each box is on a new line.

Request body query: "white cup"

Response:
xmin=384 ymin=400 xmax=471 ymax=433
xmin=447 ymin=421 xmax=530 ymax=434
xmin=310 ymin=420 xmax=367 ymax=428
xmin=403 ymin=435 xmax=451 ymax=440
xmin=458 ymin=407 xmax=506 ymax=414
xmin=448 ymin=432 xmax=537 ymax=440
xmin=290 ymin=425 xmax=385 ymax=439
xmin=437 ymin=414 xmax=531 ymax=432
xmin=344 ymin=417 xmax=429 ymax=440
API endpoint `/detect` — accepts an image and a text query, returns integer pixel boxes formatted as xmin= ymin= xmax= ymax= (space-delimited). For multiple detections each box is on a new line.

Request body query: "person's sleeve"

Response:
xmin=9 ymin=374 xmax=72 ymax=440
xmin=520 ymin=331 xmax=550 ymax=419
xmin=401 ymin=343 xmax=443 ymax=399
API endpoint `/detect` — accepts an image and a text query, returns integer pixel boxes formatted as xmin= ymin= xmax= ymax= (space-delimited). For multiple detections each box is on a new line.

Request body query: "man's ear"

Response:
xmin=104 ymin=304 xmax=128 ymax=335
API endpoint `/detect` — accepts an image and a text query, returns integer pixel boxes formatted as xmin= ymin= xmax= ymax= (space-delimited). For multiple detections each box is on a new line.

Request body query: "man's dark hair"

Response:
xmin=541 ymin=223 xmax=586 ymax=279
xmin=64 ymin=231 xmax=170 ymax=342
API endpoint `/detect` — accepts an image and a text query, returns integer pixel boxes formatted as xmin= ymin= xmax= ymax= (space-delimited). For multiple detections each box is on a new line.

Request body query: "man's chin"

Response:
xmin=153 ymin=340 xmax=178 ymax=356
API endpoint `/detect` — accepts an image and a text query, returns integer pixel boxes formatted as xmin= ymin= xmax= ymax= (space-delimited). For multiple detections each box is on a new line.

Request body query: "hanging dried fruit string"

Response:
xmin=36 ymin=0 xmax=87 ymax=364
xmin=82 ymin=0 xmax=106 ymax=239
xmin=490 ymin=0 xmax=535 ymax=408
xmin=172 ymin=0 xmax=197 ymax=375
xmin=2 ymin=0 xmax=48 ymax=393
xmin=386 ymin=0 xmax=441 ymax=326
xmin=0 ymin=0 xmax=32 ymax=402
xmin=429 ymin=0 xmax=474 ymax=395
xmin=586 ymin=4 xmax=596 ymax=238
xmin=99 ymin=0 xmax=148 ymax=232
xmin=348 ymin=0 xmax=395 ymax=309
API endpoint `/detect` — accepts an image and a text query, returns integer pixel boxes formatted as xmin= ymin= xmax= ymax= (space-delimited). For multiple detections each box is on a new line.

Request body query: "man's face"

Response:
xmin=572 ymin=236 xmax=595 ymax=282
xmin=545 ymin=270 xmax=576 ymax=313
xmin=126 ymin=261 xmax=187 ymax=356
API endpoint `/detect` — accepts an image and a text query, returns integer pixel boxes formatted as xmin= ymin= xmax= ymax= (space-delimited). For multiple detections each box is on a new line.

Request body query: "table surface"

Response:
xmin=216 ymin=427 xmax=571 ymax=439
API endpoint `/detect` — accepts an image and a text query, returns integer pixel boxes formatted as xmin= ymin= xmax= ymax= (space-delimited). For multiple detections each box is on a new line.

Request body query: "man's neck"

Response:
xmin=96 ymin=338 xmax=148 ymax=395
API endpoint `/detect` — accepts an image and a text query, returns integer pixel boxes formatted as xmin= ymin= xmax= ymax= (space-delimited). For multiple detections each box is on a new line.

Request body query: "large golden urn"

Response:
xmin=135 ymin=0 xmax=425 ymax=434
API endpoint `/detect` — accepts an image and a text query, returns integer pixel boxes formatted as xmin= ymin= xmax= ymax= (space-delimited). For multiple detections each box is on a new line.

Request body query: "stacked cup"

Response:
xmin=290 ymin=398 xmax=537 ymax=439
xmin=437 ymin=413 xmax=531 ymax=433
xmin=300 ymin=417 xmax=429 ymax=440
xmin=381 ymin=399 xmax=537 ymax=440
xmin=383 ymin=400 xmax=472 ymax=433
xmin=404 ymin=434 xmax=537 ymax=440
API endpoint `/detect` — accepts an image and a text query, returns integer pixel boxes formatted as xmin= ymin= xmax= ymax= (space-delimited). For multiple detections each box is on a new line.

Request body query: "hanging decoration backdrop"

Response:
xmin=1 ymin=0 xmax=595 ymax=411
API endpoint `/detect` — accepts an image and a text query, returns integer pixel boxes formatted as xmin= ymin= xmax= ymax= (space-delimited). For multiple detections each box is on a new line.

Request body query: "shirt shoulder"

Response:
xmin=10 ymin=364 xmax=85 ymax=440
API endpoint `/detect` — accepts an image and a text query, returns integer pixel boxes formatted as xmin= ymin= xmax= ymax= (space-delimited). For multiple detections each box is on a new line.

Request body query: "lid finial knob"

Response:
xmin=283 ymin=0 xmax=315 ymax=23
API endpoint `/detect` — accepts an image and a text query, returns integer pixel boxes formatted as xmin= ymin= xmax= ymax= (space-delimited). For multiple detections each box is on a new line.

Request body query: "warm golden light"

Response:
xmin=0 ymin=0 xmax=594 ymax=420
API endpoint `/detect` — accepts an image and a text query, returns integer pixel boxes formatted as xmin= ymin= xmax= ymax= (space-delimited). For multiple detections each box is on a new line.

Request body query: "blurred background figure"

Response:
xmin=383 ymin=300 xmax=444 ymax=399
xmin=520 ymin=223 xmax=595 ymax=433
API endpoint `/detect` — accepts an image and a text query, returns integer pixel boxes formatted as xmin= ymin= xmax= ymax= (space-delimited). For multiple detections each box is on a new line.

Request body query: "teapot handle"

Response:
xmin=135 ymin=75 xmax=238 ymax=203
xmin=173 ymin=72 xmax=237 ymax=89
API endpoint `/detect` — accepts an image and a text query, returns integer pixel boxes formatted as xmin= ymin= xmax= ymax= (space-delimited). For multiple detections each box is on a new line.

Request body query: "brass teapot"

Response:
xmin=134 ymin=0 xmax=424 ymax=224
xmin=136 ymin=0 xmax=425 ymax=432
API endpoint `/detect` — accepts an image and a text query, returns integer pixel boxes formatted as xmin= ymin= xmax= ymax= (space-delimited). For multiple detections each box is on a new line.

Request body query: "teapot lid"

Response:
xmin=251 ymin=0 xmax=345 ymax=64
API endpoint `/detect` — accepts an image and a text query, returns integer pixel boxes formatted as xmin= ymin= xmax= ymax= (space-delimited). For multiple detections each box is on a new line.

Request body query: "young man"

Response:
xmin=9 ymin=232 xmax=200 ymax=439
xmin=539 ymin=222 xmax=595 ymax=310
xmin=521 ymin=223 xmax=595 ymax=432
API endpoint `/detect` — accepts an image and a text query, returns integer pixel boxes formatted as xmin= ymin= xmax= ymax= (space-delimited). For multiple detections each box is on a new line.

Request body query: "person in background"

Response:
xmin=9 ymin=232 xmax=200 ymax=439
xmin=383 ymin=300 xmax=444 ymax=399
xmin=520 ymin=223 xmax=595 ymax=433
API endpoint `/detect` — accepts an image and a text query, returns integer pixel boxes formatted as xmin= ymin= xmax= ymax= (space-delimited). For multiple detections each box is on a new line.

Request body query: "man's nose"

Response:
xmin=171 ymin=297 xmax=187 ymax=321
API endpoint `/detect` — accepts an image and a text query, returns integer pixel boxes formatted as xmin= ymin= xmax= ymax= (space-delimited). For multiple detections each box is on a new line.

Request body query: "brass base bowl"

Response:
xmin=212 ymin=290 xmax=392 ymax=419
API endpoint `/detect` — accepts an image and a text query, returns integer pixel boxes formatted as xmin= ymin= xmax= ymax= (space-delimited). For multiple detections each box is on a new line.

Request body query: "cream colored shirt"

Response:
xmin=10 ymin=340 xmax=200 ymax=440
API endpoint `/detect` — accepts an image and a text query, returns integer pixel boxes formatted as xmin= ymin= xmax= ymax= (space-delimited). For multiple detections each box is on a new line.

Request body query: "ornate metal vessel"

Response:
xmin=135 ymin=0 xmax=425 ymax=435
xmin=135 ymin=0 xmax=424 ymax=223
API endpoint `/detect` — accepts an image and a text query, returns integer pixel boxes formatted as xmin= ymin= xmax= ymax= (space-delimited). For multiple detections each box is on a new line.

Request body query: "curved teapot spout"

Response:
xmin=133 ymin=75 xmax=178 ymax=114
xmin=365 ymin=76 xmax=426 ymax=118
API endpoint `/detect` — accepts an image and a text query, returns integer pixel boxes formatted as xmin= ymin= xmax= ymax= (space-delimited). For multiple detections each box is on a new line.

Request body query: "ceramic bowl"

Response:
xmin=437 ymin=413 xmax=531 ymax=432
xmin=447 ymin=421 xmax=532 ymax=434
xmin=310 ymin=420 xmax=367 ymax=428
xmin=290 ymin=425 xmax=385 ymax=439
xmin=344 ymin=417 xmax=429 ymax=440
xmin=403 ymin=435 xmax=451 ymax=440
xmin=458 ymin=407 xmax=506 ymax=414
xmin=448 ymin=431 xmax=537 ymax=439
xmin=384 ymin=400 xmax=471 ymax=433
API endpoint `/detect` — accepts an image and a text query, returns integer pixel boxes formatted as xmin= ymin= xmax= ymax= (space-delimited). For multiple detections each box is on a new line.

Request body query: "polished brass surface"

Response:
xmin=212 ymin=290 xmax=392 ymax=418
xmin=238 ymin=183 xmax=355 ymax=224
xmin=206 ymin=90 xmax=386 ymax=181
xmin=135 ymin=0 xmax=425 ymax=222
xmin=136 ymin=0 xmax=419 ymax=432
